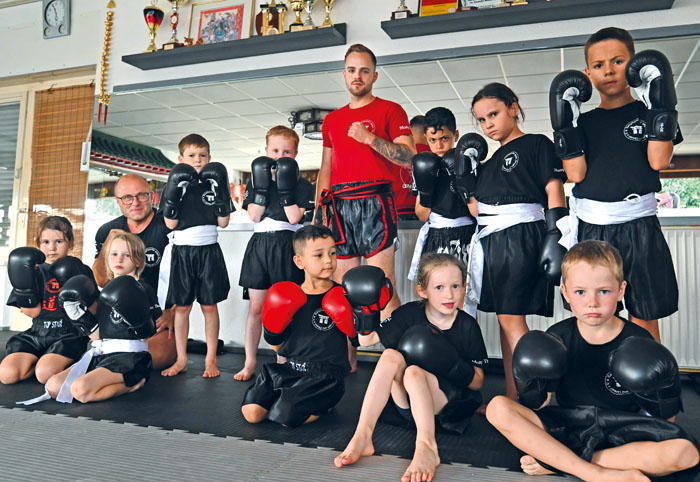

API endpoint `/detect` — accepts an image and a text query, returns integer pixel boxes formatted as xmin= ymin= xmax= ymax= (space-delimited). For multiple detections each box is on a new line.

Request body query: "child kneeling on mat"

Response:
xmin=45 ymin=233 xmax=160 ymax=403
xmin=241 ymin=225 xmax=361 ymax=427
xmin=335 ymin=253 xmax=488 ymax=482
xmin=486 ymin=240 xmax=699 ymax=481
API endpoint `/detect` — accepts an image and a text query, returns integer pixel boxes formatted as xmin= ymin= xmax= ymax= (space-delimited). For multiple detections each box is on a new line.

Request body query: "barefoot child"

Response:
xmin=1 ymin=216 xmax=91 ymax=385
xmin=159 ymin=133 xmax=233 ymax=378
xmin=335 ymin=253 xmax=488 ymax=482
xmin=236 ymin=126 xmax=314 ymax=381
xmin=486 ymin=240 xmax=699 ymax=481
xmin=241 ymin=225 xmax=359 ymax=427
xmin=45 ymin=232 xmax=160 ymax=403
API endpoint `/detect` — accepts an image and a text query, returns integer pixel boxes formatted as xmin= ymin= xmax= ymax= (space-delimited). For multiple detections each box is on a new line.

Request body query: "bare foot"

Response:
xmin=161 ymin=359 xmax=187 ymax=377
xmin=401 ymin=439 xmax=440 ymax=482
xmin=203 ymin=358 xmax=220 ymax=378
xmin=233 ymin=365 xmax=255 ymax=381
xmin=334 ymin=431 xmax=375 ymax=468
xmin=520 ymin=455 xmax=554 ymax=476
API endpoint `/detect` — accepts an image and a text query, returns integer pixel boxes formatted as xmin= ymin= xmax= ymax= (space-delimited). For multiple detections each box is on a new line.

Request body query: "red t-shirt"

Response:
xmin=416 ymin=143 xmax=431 ymax=153
xmin=322 ymin=98 xmax=412 ymax=200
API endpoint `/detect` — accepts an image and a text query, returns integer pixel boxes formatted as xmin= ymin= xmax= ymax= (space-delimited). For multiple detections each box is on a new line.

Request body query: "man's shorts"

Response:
xmin=239 ymin=231 xmax=304 ymax=290
xmin=424 ymin=224 xmax=476 ymax=269
xmin=537 ymin=405 xmax=698 ymax=463
xmin=578 ymin=215 xmax=678 ymax=320
xmin=242 ymin=360 xmax=345 ymax=427
xmin=478 ymin=221 xmax=553 ymax=317
xmin=166 ymin=243 xmax=230 ymax=307
xmin=316 ymin=181 xmax=398 ymax=259
xmin=5 ymin=321 xmax=88 ymax=361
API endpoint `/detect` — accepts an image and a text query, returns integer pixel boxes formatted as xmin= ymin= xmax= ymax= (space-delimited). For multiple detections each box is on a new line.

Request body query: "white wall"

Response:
xmin=2 ymin=0 xmax=700 ymax=89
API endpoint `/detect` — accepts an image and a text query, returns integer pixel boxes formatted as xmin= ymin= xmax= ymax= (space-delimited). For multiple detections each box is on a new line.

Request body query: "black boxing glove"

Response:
xmin=49 ymin=256 xmax=88 ymax=286
xmin=549 ymin=70 xmax=592 ymax=159
xmin=200 ymin=161 xmax=233 ymax=217
xmin=411 ymin=152 xmax=441 ymax=208
xmin=512 ymin=330 xmax=567 ymax=410
xmin=275 ymin=157 xmax=300 ymax=207
xmin=7 ymin=247 xmax=45 ymax=308
xmin=397 ymin=323 xmax=475 ymax=386
xmin=538 ymin=207 xmax=569 ymax=282
xmin=250 ymin=156 xmax=275 ymax=206
xmin=453 ymin=133 xmax=488 ymax=204
xmin=58 ymin=274 xmax=99 ymax=336
xmin=626 ymin=50 xmax=678 ymax=142
xmin=609 ymin=336 xmax=683 ymax=419
xmin=342 ymin=265 xmax=393 ymax=335
xmin=163 ymin=163 xmax=198 ymax=219
xmin=97 ymin=276 xmax=156 ymax=339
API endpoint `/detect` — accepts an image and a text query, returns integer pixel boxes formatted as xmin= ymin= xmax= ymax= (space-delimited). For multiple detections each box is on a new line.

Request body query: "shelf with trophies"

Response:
xmin=123 ymin=0 xmax=345 ymax=71
xmin=381 ymin=0 xmax=675 ymax=40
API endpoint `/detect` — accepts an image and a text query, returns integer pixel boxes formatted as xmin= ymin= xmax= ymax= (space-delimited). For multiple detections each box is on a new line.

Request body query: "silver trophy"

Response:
xmin=302 ymin=0 xmax=315 ymax=28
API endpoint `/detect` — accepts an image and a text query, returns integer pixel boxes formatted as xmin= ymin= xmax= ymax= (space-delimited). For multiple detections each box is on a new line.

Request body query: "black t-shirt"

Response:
xmin=378 ymin=301 xmax=489 ymax=372
xmin=94 ymin=210 xmax=170 ymax=289
xmin=277 ymin=284 xmax=350 ymax=372
xmin=431 ymin=168 xmax=472 ymax=219
xmin=170 ymin=182 xmax=220 ymax=230
xmin=575 ymin=100 xmax=683 ymax=202
xmin=475 ymin=134 xmax=566 ymax=206
xmin=243 ymin=177 xmax=315 ymax=222
xmin=547 ymin=316 xmax=654 ymax=412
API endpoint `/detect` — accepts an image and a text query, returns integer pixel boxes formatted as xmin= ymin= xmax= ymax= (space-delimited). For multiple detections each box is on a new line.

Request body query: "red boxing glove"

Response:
xmin=262 ymin=282 xmax=307 ymax=344
xmin=322 ymin=286 xmax=356 ymax=339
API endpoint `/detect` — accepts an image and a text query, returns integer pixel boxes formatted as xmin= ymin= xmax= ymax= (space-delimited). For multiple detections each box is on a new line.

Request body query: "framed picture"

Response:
xmin=418 ymin=0 xmax=459 ymax=16
xmin=188 ymin=0 xmax=255 ymax=44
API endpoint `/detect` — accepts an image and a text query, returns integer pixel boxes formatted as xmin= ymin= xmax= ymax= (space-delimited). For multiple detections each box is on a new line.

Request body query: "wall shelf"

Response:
xmin=380 ymin=0 xmax=675 ymax=39
xmin=122 ymin=24 xmax=347 ymax=71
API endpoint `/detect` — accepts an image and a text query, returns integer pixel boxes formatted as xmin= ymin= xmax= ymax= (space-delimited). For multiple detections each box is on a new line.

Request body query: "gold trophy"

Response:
xmin=275 ymin=1 xmax=287 ymax=32
xmin=163 ymin=0 xmax=190 ymax=49
xmin=289 ymin=0 xmax=306 ymax=31
xmin=391 ymin=0 xmax=410 ymax=20
xmin=320 ymin=0 xmax=335 ymax=27
xmin=501 ymin=0 xmax=528 ymax=5
xmin=143 ymin=1 xmax=165 ymax=52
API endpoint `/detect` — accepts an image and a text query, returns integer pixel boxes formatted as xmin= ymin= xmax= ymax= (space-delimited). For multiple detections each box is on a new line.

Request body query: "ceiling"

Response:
xmin=94 ymin=35 xmax=700 ymax=177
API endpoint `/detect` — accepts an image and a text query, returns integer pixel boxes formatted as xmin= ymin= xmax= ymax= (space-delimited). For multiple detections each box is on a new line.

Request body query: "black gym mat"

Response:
xmin=1 ymin=331 xmax=699 ymax=480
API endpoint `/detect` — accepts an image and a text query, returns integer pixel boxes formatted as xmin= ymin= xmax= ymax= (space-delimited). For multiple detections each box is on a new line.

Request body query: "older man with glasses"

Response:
xmin=93 ymin=173 xmax=176 ymax=370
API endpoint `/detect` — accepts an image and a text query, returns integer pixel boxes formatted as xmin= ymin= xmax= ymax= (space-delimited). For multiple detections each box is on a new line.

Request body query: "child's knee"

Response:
xmin=200 ymin=304 xmax=218 ymax=315
xmin=402 ymin=365 xmax=427 ymax=387
xmin=70 ymin=380 xmax=92 ymax=403
xmin=241 ymin=404 xmax=267 ymax=423
xmin=0 ymin=364 xmax=20 ymax=385
xmin=485 ymin=395 xmax=515 ymax=428
xmin=45 ymin=375 xmax=62 ymax=398
xmin=34 ymin=364 xmax=56 ymax=384
xmin=380 ymin=348 xmax=405 ymax=367
xmin=668 ymin=439 xmax=700 ymax=472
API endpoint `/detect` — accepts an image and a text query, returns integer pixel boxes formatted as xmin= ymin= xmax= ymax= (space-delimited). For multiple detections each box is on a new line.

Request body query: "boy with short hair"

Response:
xmin=408 ymin=106 xmax=484 ymax=281
xmin=486 ymin=240 xmax=699 ymax=481
xmin=235 ymin=126 xmax=315 ymax=381
xmin=550 ymin=26 xmax=681 ymax=340
xmin=240 ymin=225 xmax=358 ymax=427
xmin=159 ymin=133 xmax=233 ymax=378
xmin=410 ymin=115 xmax=430 ymax=153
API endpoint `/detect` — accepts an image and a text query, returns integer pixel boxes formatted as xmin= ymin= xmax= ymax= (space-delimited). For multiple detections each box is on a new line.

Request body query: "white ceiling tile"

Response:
xmin=107 ymin=94 xmax=163 ymax=113
xmin=402 ymin=83 xmax=457 ymax=102
xmin=173 ymin=104 xmax=234 ymax=119
xmin=262 ymin=95 xmax=320 ymax=113
xmin=509 ymin=73 xmax=558 ymax=95
xmin=372 ymin=87 xmax=406 ymax=103
xmin=232 ymin=78 xmax=297 ymax=98
xmin=676 ymin=82 xmax=700 ymax=101
xmin=129 ymin=119 xmax=215 ymax=135
xmin=414 ymin=100 xmax=468 ymax=116
xmin=302 ymin=92 xmax=348 ymax=109
xmin=106 ymin=108 xmax=192 ymax=125
xmin=216 ymin=99 xmax=275 ymax=115
xmin=243 ymin=112 xmax=292 ymax=126
xmin=452 ymin=79 xmax=499 ymax=102
xmin=382 ymin=62 xmax=444 ymax=86
xmin=501 ymin=50 xmax=561 ymax=77
xmin=138 ymin=88 xmax=204 ymax=107
xmin=231 ymin=127 xmax=270 ymax=138
xmin=185 ymin=84 xmax=252 ymax=102
xmin=563 ymin=47 xmax=586 ymax=71
xmin=93 ymin=126 xmax=150 ymax=137
xmin=277 ymin=72 xmax=346 ymax=95
xmin=206 ymin=116 xmax=257 ymax=129
xmin=440 ymin=56 xmax=503 ymax=82
xmin=516 ymin=92 xmax=549 ymax=110
xmin=635 ymin=37 xmax=700 ymax=64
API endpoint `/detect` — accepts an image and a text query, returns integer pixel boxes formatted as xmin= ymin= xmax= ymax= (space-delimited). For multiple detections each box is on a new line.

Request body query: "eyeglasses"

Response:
xmin=116 ymin=192 xmax=151 ymax=205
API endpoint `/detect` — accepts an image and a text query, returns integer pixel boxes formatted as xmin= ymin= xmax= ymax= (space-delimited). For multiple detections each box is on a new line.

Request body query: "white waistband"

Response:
xmin=170 ymin=224 xmax=219 ymax=245
xmin=464 ymin=202 xmax=545 ymax=317
xmin=407 ymin=213 xmax=474 ymax=280
xmin=558 ymin=193 xmax=657 ymax=250
xmin=254 ymin=217 xmax=302 ymax=233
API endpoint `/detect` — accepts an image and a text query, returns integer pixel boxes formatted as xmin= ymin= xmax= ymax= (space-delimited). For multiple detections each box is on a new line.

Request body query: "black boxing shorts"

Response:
xmin=5 ymin=319 xmax=89 ymax=361
xmin=87 ymin=351 xmax=153 ymax=387
xmin=239 ymin=230 xmax=304 ymax=290
xmin=423 ymin=224 xmax=476 ymax=269
xmin=241 ymin=360 xmax=346 ymax=427
xmin=315 ymin=181 xmax=398 ymax=259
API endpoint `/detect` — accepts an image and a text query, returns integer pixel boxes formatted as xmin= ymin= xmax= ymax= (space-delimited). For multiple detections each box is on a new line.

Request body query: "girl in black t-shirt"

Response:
xmin=335 ymin=253 xmax=488 ymax=482
xmin=468 ymin=83 xmax=567 ymax=401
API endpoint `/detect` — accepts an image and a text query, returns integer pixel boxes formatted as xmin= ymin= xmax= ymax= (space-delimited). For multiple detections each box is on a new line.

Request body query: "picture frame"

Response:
xmin=188 ymin=0 xmax=255 ymax=44
xmin=418 ymin=0 xmax=459 ymax=17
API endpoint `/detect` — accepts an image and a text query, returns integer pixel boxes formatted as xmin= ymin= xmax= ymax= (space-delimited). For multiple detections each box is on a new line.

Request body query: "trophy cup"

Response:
xmin=289 ymin=0 xmax=306 ymax=31
xmin=143 ymin=1 xmax=165 ymax=52
xmin=275 ymin=1 xmax=287 ymax=32
xmin=391 ymin=0 xmax=411 ymax=20
xmin=319 ymin=0 xmax=334 ymax=27
xmin=258 ymin=0 xmax=284 ymax=36
xmin=302 ymin=0 xmax=315 ymax=30
xmin=163 ymin=0 xmax=189 ymax=49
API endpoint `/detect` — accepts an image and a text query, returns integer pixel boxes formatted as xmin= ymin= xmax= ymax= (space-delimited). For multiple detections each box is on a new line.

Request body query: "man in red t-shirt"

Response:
xmin=317 ymin=44 xmax=416 ymax=370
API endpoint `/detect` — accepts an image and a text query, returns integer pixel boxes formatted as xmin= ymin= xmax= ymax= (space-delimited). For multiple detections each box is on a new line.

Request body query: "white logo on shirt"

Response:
xmin=144 ymin=247 xmax=161 ymax=267
xmin=312 ymin=308 xmax=335 ymax=332
xmin=624 ymin=118 xmax=647 ymax=142
xmin=201 ymin=190 xmax=216 ymax=206
xmin=360 ymin=119 xmax=376 ymax=133
xmin=502 ymin=151 xmax=519 ymax=172
xmin=604 ymin=371 xmax=630 ymax=396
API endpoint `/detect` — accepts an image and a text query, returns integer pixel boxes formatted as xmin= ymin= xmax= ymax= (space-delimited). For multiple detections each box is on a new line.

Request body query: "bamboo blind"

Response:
xmin=26 ymin=84 xmax=93 ymax=257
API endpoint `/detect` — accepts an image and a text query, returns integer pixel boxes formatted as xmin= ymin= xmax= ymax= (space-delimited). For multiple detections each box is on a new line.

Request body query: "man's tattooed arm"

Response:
xmin=370 ymin=136 xmax=414 ymax=167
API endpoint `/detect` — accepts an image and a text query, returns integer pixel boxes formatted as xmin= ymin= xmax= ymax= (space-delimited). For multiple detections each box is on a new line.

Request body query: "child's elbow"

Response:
xmin=217 ymin=216 xmax=230 ymax=228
